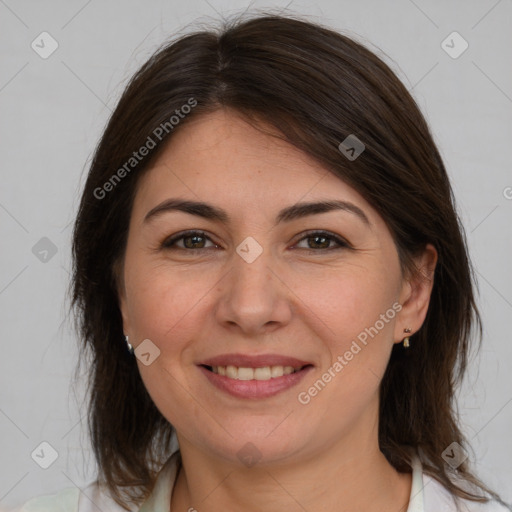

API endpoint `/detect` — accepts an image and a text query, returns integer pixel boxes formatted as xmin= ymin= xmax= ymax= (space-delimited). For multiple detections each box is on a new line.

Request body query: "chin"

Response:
xmin=204 ymin=425 xmax=309 ymax=466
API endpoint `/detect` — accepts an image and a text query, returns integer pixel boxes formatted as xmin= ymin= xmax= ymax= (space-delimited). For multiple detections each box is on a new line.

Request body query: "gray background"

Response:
xmin=1 ymin=0 xmax=511 ymax=509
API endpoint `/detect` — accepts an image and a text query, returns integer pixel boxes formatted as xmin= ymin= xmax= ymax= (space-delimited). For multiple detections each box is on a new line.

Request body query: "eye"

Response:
xmin=160 ymin=230 xmax=350 ymax=252
xmin=293 ymin=230 xmax=350 ymax=251
xmin=161 ymin=230 xmax=219 ymax=250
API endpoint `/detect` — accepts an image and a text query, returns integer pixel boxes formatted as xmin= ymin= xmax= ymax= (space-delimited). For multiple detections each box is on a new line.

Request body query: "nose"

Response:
xmin=215 ymin=242 xmax=293 ymax=336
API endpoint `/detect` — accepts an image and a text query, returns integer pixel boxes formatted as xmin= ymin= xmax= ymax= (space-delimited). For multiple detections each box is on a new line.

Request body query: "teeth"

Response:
xmin=237 ymin=367 xmax=254 ymax=381
xmin=271 ymin=366 xmax=284 ymax=378
xmin=226 ymin=365 xmax=238 ymax=379
xmin=210 ymin=365 xmax=302 ymax=380
xmin=255 ymin=367 xmax=271 ymax=380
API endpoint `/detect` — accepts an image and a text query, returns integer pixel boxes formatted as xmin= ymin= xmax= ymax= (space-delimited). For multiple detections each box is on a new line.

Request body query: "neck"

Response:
xmin=170 ymin=424 xmax=412 ymax=512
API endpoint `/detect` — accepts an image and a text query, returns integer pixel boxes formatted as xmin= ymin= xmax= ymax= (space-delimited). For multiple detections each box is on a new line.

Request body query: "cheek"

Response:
xmin=124 ymin=260 xmax=208 ymax=343
xmin=302 ymin=267 xmax=398 ymax=401
xmin=126 ymin=266 xmax=208 ymax=427
xmin=306 ymin=267 xmax=397 ymax=348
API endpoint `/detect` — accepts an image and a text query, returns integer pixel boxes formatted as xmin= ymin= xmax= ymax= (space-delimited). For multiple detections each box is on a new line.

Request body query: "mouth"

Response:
xmin=196 ymin=355 xmax=314 ymax=399
xmin=199 ymin=363 xmax=312 ymax=381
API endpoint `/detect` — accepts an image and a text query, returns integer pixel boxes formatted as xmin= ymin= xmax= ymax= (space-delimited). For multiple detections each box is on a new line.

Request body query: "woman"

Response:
xmin=12 ymin=12 xmax=510 ymax=512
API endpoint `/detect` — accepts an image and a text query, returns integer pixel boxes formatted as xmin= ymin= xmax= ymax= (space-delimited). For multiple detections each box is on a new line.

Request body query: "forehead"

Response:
xmin=151 ymin=108 xmax=327 ymax=180
xmin=131 ymin=109 xmax=382 ymax=229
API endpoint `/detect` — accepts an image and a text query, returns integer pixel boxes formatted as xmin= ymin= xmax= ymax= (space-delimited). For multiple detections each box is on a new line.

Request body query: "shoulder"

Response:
xmin=423 ymin=473 xmax=511 ymax=512
xmin=8 ymin=481 xmax=136 ymax=512
xmin=7 ymin=487 xmax=79 ymax=512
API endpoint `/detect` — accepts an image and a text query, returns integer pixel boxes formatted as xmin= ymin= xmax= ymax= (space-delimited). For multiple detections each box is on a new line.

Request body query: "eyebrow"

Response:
xmin=143 ymin=198 xmax=371 ymax=227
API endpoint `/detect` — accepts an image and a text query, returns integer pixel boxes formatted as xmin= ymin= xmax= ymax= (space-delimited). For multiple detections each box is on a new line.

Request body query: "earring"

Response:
xmin=403 ymin=328 xmax=412 ymax=348
xmin=125 ymin=335 xmax=134 ymax=355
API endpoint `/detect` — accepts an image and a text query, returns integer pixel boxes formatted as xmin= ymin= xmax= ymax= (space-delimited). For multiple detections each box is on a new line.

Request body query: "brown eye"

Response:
xmin=294 ymin=231 xmax=349 ymax=251
xmin=162 ymin=231 xmax=217 ymax=250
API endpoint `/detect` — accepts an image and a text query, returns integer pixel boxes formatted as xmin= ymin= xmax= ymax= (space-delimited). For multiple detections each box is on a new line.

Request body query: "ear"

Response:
xmin=113 ymin=257 xmax=131 ymax=336
xmin=119 ymin=291 xmax=131 ymax=336
xmin=394 ymin=243 xmax=438 ymax=343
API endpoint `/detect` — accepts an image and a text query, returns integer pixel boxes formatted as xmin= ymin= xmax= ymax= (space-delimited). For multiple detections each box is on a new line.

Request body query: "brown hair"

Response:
xmin=70 ymin=11 xmax=509 ymax=511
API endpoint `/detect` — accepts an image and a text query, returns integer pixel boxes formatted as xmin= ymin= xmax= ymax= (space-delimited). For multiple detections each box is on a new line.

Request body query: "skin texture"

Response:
xmin=118 ymin=108 xmax=438 ymax=512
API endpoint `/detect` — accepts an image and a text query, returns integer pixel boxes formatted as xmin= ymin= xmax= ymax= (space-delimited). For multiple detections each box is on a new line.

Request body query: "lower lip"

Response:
xmin=198 ymin=365 xmax=313 ymax=399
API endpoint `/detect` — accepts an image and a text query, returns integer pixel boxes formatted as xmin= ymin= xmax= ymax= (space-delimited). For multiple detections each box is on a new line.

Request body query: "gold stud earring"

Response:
xmin=403 ymin=328 xmax=412 ymax=348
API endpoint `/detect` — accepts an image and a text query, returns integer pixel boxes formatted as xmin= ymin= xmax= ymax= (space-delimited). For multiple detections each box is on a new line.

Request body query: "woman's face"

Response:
xmin=119 ymin=108 xmax=435 ymax=465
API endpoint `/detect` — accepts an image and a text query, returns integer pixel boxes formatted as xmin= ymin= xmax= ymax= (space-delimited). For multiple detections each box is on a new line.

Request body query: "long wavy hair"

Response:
xmin=70 ymin=11 xmax=508 ymax=511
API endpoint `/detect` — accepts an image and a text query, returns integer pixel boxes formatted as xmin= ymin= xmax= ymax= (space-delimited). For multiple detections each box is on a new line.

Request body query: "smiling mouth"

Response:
xmin=200 ymin=364 xmax=312 ymax=381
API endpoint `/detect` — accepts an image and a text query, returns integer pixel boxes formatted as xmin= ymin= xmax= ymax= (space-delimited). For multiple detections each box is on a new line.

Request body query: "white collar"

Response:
xmin=408 ymin=451 xmax=425 ymax=512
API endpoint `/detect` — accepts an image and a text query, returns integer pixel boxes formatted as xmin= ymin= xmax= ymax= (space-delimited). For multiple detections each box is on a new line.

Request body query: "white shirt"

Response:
xmin=8 ymin=450 xmax=510 ymax=511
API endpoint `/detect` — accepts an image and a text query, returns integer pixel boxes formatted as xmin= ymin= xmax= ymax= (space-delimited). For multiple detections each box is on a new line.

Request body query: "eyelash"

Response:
xmin=160 ymin=230 xmax=350 ymax=253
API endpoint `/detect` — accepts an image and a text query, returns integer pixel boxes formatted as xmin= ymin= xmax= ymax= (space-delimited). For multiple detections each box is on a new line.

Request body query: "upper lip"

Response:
xmin=198 ymin=353 xmax=313 ymax=368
